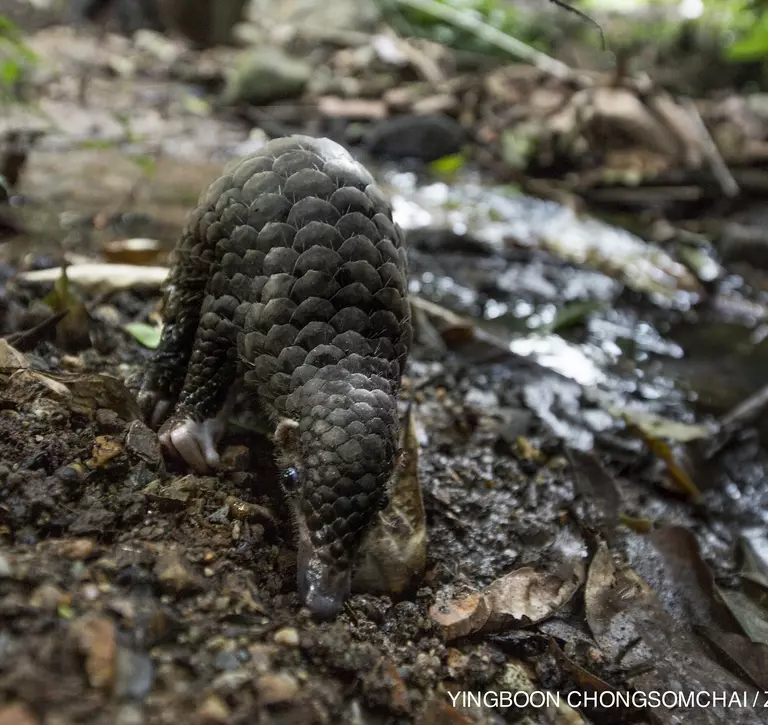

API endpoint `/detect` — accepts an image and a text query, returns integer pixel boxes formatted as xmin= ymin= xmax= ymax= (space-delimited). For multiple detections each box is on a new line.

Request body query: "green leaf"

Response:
xmin=727 ymin=13 xmax=768 ymax=60
xmin=429 ymin=152 xmax=467 ymax=176
xmin=125 ymin=322 xmax=162 ymax=349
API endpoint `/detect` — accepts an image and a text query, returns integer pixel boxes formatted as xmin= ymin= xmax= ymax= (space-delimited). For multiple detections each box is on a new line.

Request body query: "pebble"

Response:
xmin=155 ymin=549 xmax=201 ymax=594
xmin=213 ymin=650 xmax=240 ymax=672
xmin=29 ymin=583 xmax=66 ymax=611
xmin=0 ymin=703 xmax=39 ymax=725
xmin=70 ymin=614 xmax=117 ymax=691
xmin=198 ymin=694 xmax=230 ymax=725
xmin=115 ymin=705 xmax=144 ymax=725
xmin=255 ymin=672 xmax=300 ymax=705
xmin=0 ymin=554 xmax=11 ymax=578
xmin=207 ymin=504 xmax=230 ymax=524
xmin=124 ymin=420 xmax=162 ymax=466
xmin=273 ymin=627 xmax=299 ymax=647
xmin=114 ymin=647 xmax=154 ymax=700
xmin=95 ymin=408 xmax=122 ymax=432
xmin=51 ymin=538 xmax=96 ymax=560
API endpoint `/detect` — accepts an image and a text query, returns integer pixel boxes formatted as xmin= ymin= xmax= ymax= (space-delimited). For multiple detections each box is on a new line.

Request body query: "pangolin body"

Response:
xmin=138 ymin=135 xmax=412 ymax=617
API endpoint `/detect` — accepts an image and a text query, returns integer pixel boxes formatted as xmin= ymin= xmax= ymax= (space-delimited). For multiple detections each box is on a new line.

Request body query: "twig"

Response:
xmin=393 ymin=0 xmax=593 ymax=86
xmin=680 ymin=97 xmax=739 ymax=198
xmin=698 ymin=381 xmax=768 ymax=459
xmin=547 ymin=0 xmax=606 ymax=51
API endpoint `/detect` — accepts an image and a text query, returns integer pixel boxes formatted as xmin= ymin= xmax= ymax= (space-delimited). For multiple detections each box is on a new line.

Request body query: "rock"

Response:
xmin=198 ymin=694 xmax=230 ymax=725
xmin=159 ymin=0 xmax=248 ymax=47
xmin=29 ymin=583 xmax=66 ymax=611
xmin=255 ymin=672 xmax=300 ymax=705
xmin=429 ymin=592 xmax=490 ymax=641
xmin=0 ymin=554 xmax=11 ymax=578
xmin=365 ymin=115 xmax=466 ymax=162
xmin=70 ymin=614 xmax=117 ymax=691
xmin=155 ymin=548 xmax=202 ymax=594
xmin=0 ymin=703 xmax=39 ymax=725
xmin=207 ymin=504 xmax=230 ymax=524
xmin=95 ymin=408 xmax=122 ymax=432
xmin=50 ymin=538 xmax=97 ymax=560
xmin=225 ymin=497 xmax=274 ymax=524
xmin=124 ymin=420 xmax=162 ymax=466
xmin=223 ymin=49 xmax=311 ymax=106
xmin=213 ymin=650 xmax=240 ymax=671
xmin=115 ymin=704 xmax=145 ymax=725
xmin=273 ymin=627 xmax=299 ymax=647
xmin=114 ymin=648 xmax=154 ymax=700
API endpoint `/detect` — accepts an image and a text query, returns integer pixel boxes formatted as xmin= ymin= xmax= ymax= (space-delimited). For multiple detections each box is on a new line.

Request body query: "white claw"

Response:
xmin=160 ymin=418 xmax=223 ymax=473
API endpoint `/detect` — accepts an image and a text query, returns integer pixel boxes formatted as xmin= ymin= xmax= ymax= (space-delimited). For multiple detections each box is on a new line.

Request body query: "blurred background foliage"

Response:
xmin=376 ymin=0 xmax=768 ymax=66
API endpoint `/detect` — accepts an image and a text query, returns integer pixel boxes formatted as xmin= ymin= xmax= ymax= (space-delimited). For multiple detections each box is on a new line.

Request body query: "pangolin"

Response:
xmin=137 ymin=135 xmax=412 ymax=617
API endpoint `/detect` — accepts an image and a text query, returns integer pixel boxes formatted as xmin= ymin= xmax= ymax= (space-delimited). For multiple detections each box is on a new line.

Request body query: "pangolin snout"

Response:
xmin=297 ymin=536 xmax=351 ymax=618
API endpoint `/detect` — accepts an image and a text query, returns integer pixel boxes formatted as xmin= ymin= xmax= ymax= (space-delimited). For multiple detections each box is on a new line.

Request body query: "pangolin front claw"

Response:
xmin=158 ymin=415 xmax=224 ymax=474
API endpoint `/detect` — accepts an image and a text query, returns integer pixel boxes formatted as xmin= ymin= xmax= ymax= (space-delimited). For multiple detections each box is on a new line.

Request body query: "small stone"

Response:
xmin=255 ymin=672 xmax=300 ymax=705
xmin=273 ymin=627 xmax=299 ymax=647
xmin=95 ymin=408 xmax=121 ymax=432
xmin=29 ymin=583 xmax=66 ymax=611
xmin=247 ymin=644 xmax=273 ymax=675
xmin=155 ymin=549 xmax=201 ymax=594
xmin=224 ymin=49 xmax=311 ymax=105
xmin=429 ymin=592 xmax=490 ymax=641
xmin=114 ymin=647 xmax=154 ymax=700
xmin=0 ymin=554 xmax=11 ymax=578
xmin=225 ymin=497 xmax=274 ymax=524
xmin=207 ymin=504 xmax=230 ymax=524
xmin=213 ymin=650 xmax=240 ymax=671
xmin=70 ymin=614 xmax=117 ymax=691
xmin=0 ymin=703 xmax=39 ymax=725
xmin=198 ymin=694 xmax=229 ymax=725
xmin=115 ymin=704 xmax=144 ymax=725
xmin=147 ymin=486 xmax=190 ymax=512
xmin=124 ymin=420 xmax=162 ymax=466
xmin=212 ymin=669 xmax=251 ymax=694
xmin=52 ymin=538 xmax=97 ymax=560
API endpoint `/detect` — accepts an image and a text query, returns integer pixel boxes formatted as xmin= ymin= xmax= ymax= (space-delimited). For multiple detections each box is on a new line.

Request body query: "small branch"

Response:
xmin=548 ymin=0 xmax=606 ymax=50
xmin=680 ymin=97 xmax=739 ymax=198
xmin=393 ymin=0 xmax=593 ymax=86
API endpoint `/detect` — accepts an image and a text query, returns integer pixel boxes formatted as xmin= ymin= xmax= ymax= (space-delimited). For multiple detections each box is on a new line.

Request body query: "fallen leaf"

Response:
xmin=619 ymin=513 xmax=653 ymax=533
xmin=124 ymin=322 xmax=162 ymax=349
xmin=717 ymin=588 xmax=768 ymax=646
xmin=628 ymin=419 xmax=702 ymax=499
xmin=20 ymin=264 xmax=169 ymax=292
xmin=41 ymin=266 xmax=90 ymax=351
xmin=585 ymin=543 xmax=763 ymax=724
xmin=481 ymin=562 xmax=585 ymax=631
xmin=353 ymin=408 xmax=426 ymax=595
